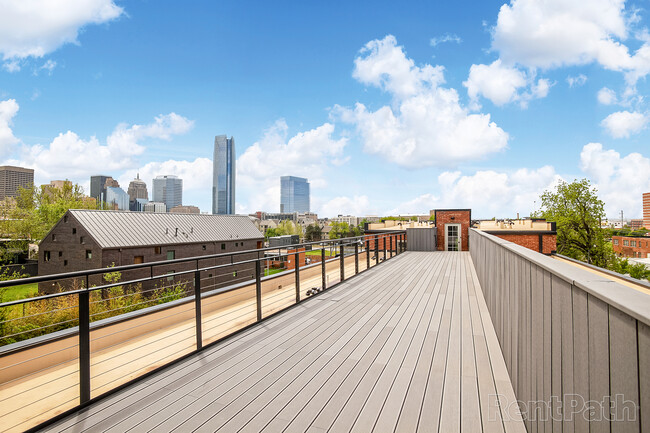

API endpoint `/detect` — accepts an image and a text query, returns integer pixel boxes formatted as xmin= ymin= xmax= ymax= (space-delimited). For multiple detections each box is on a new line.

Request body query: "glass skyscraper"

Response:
xmin=213 ymin=135 xmax=235 ymax=214
xmin=280 ymin=176 xmax=310 ymax=213
xmin=152 ymin=175 xmax=182 ymax=211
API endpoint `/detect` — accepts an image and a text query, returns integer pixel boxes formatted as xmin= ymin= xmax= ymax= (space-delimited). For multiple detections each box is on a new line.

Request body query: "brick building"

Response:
xmin=612 ymin=235 xmax=650 ymax=258
xmin=38 ymin=210 xmax=264 ymax=293
xmin=644 ymin=192 xmax=650 ymax=229
xmin=475 ymin=219 xmax=557 ymax=255
xmin=434 ymin=209 xmax=471 ymax=251
xmin=631 ymin=219 xmax=645 ymax=230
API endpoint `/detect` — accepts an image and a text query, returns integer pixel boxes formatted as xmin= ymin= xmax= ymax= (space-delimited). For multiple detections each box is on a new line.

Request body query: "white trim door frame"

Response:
xmin=445 ymin=223 xmax=461 ymax=251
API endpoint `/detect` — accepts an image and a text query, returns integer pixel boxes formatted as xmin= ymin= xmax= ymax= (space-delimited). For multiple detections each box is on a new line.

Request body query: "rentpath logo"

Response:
xmin=490 ymin=394 xmax=638 ymax=422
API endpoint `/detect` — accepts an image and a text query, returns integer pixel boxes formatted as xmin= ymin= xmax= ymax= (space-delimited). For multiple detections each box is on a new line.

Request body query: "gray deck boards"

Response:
xmin=41 ymin=252 xmax=524 ymax=433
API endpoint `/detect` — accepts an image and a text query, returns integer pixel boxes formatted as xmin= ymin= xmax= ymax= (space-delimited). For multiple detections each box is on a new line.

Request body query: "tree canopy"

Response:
xmin=534 ymin=179 xmax=609 ymax=266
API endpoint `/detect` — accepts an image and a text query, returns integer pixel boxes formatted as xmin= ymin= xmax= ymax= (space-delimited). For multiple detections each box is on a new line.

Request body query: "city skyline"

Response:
xmin=0 ymin=1 xmax=650 ymax=218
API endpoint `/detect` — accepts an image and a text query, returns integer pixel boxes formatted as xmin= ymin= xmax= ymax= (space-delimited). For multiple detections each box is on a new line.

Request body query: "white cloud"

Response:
xmin=0 ymin=99 xmax=20 ymax=156
xmin=600 ymin=110 xmax=648 ymax=138
xmin=34 ymin=59 xmax=57 ymax=75
xmin=580 ymin=143 xmax=650 ymax=217
xmin=389 ymin=166 xmax=561 ymax=218
xmin=567 ymin=74 xmax=587 ymax=87
xmin=337 ymin=35 xmax=509 ymax=168
xmin=236 ymin=119 xmax=348 ymax=214
xmin=597 ymin=87 xmax=618 ymax=104
xmin=430 ymin=33 xmax=462 ymax=47
xmin=491 ymin=0 xmax=650 ymax=86
xmin=319 ymin=195 xmax=373 ymax=218
xmin=15 ymin=112 xmax=193 ymax=182
xmin=0 ymin=0 xmax=123 ymax=62
xmin=464 ymin=59 xmax=550 ymax=108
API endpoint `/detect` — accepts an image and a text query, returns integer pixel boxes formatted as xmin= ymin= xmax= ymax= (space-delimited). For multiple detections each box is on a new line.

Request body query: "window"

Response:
xmin=86 ymin=250 xmax=92 ymax=259
xmin=235 ymin=242 xmax=238 ymax=247
xmin=624 ymin=240 xmax=629 ymax=246
xmin=614 ymin=239 xmax=619 ymax=245
xmin=155 ymin=246 xmax=161 ymax=254
xmin=64 ymin=215 xmax=68 ymax=223
xmin=167 ymin=250 xmax=175 ymax=260
xmin=134 ymin=256 xmax=144 ymax=264
xmin=80 ymin=236 xmax=85 ymax=244
xmin=221 ymin=243 xmax=225 ymax=250
xmin=202 ymin=245 xmax=206 ymax=251
xmin=167 ymin=271 xmax=175 ymax=282
xmin=64 ymin=260 xmax=68 ymax=266
xmin=631 ymin=241 xmax=637 ymax=247
xmin=52 ymin=234 xmax=56 ymax=241
xmin=72 ymin=228 xmax=76 ymax=234
xmin=233 ymin=271 xmax=238 ymax=277
xmin=44 ymin=251 xmax=51 ymax=261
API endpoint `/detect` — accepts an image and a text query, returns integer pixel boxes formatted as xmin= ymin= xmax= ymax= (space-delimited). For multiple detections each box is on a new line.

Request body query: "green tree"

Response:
xmin=329 ymin=222 xmax=350 ymax=239
xmin=534 ymin=179 xmax=610 ymax=266
xmin=276 ymin=220 xmax=302 ymax=236
xmin=304 ymin=223 xmax=322 ymax=241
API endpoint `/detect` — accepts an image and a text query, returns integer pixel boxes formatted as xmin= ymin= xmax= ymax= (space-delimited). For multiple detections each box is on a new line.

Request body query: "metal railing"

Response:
xmin=0 ymin=231 xmax=406 ymax=433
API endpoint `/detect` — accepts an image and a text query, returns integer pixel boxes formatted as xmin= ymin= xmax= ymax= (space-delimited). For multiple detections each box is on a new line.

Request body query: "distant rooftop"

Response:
xmin=474 ymin=218 xmax=555 ymax=232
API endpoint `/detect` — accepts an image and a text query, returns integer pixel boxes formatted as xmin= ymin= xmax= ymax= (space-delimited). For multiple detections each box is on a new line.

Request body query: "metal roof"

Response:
xmin=68 ymin=210 xmax=263 ymax=249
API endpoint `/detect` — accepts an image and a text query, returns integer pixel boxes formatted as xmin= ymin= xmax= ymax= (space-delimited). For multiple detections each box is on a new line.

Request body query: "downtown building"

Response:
xmin=213 ymin=135 xmax=235 ymax=214
xmin=152 ymin=175 xmax=182 ymax=211
xmin=0 ymin=165 xmax=34 ymax=201
xmin=644 ymin=192 xmax=650 ymax=229
xmin=127 ymin=174 xmax=149 ymax=210
xmin=280 ymin=176 xmax=309 ymax=213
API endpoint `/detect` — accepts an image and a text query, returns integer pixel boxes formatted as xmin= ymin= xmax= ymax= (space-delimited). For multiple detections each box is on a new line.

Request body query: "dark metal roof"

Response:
xmin=68 ymin=210 xmax=263 ymax=249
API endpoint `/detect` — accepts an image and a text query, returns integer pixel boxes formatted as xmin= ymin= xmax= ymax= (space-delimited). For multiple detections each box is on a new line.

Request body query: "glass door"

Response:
xmin=445 ymin=224 xmax=461 ymax=251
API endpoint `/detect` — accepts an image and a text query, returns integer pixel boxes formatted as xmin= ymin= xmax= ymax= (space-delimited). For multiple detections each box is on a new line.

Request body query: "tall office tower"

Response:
xmin=127 ymin=174 xmax=149 ymax=202
xmin=152 ymin=175 xmax=182 ymax=211
xmin=0 ymin=166 xmax=34 ymax=201
xmin=90 ymin=175 xmax=119 ymax=204
xmin=643 ymin=192 xmax=650 ymax=230
xmin=105 ymin=186 xmax=130 ymax=210
xmin=280 ymin=176 xmax=310 ymax=213
xmin=213 ymin=135 xmax=236 ymax=214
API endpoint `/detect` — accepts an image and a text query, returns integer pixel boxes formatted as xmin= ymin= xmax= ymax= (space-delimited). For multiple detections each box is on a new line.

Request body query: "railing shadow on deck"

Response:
xmin=0 ymin=231 xmax=406 ymax=433
xmin=469 ymin=228 xmax=650 ymax=433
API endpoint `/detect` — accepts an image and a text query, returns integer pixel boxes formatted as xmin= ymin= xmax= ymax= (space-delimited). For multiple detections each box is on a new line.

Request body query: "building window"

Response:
xmin=58 ymin=251 xmax=62 ymax=257
xmin=155 ymin=246 xmax=161 ymax=254
xmin=624 ymin=240 xmax=629 ymax=246
xmin=44 ymin=251 xmax=51 ymax=261
xmin=167 ymin=250 xmax=175 ymax=260
xmin=86 ymin=250 xmax=92 ymax=259
xmin=64 ymin=216 xmax=68 ymax=223
xmin=614 ymin=239 xmax=619 ymax=245
xmin=631 ymin=241 xmax=637 ymax=247
xmin=64 ymin=260 xmax=68 ymax=266
xmin=80 ymin=236 xmax=85 ymax=244
xmin=202 ymin=245 xmax=206 ymax=251
xmin=72 ymin=228 xmax=76 ymax=234
xmin=167 ymin=271 xmax=175 ymax=282
xmin=52 ymin=234 xmax=56 ymax=241
xmin=221 ymin=243 xmax=225 ymax=250
xmin=134 ymin=256 xmax=144 ymax=264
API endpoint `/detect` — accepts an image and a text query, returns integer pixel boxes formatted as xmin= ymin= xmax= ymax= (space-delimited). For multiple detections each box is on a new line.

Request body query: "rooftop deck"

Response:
xmin=40 ymin=252 xmax=524 ymax=433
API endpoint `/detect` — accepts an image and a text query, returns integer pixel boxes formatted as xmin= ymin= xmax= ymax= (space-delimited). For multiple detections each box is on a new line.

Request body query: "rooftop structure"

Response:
xmin=213 ymin=135 xmax=235 ymax=215
xmin=280 ymin=176 xmax=310 ymax=213
xmin=152 ymin=175 xmax=182 ymax=211
xmin=0 ymin=165 xmax=34 ymax=201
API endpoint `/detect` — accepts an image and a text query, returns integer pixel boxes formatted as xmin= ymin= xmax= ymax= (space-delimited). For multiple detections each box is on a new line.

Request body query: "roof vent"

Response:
xmin=175 ymin=228 xmax=178 ymax=237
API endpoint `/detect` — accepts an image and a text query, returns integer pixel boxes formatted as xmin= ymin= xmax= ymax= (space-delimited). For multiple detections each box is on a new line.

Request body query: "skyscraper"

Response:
xmin=644 ymin=192 xmax=650 ymax=229
xmin=127 ymin=174 xmax=148 ymax=210
xmin=152 ymin=175 xmax=182 ymax=211
xmin=0 ymin=166 xmax=34 ymax=201
xmin=105 ymin=186 xmax=130 ymax=210
xmin=90 ymin=175 xmax=118 ymax=205
xmin=280 ymin=176 xmax=310 ymax=213
xmin=213 ymin=135 xmax=235 ymax=214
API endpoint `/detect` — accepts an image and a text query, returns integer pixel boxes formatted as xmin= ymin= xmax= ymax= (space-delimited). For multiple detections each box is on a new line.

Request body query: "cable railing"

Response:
xmin=0 ymin=231 xmax=406 ymax=433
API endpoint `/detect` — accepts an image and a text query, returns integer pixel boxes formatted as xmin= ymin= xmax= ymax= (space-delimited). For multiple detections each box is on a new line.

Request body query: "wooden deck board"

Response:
xmin=40 ymin=252 xmax=524 ymax=433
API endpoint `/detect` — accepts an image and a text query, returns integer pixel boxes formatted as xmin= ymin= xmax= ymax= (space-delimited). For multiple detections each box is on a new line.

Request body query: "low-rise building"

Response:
xmin=38 ymin=210 xmax=264 ymax=293
xmin=612 ymin=235 xmax=650 ymax=258
xmin=474 ymin=218 xmax=557 ymax=255
xmin=144 ymin=201 xmax=166 ymax=213
xmin=170 ymin=205 xmax=200 ymax=214
xmin=630 ymin=219 xmax=645 ymax=230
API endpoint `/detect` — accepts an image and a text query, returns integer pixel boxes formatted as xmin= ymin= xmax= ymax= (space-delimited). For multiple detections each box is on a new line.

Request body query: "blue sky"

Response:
xmin=1 ymin=0 xmax=650 ymax=219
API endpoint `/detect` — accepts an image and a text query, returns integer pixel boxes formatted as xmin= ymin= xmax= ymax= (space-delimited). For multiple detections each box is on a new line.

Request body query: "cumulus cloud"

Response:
xmin=16 ymin=112 xmax=194 ymax=181
xmin=236 ymin=119 xmax=348 ymax=214
xmin=389 ymin=166 xmax=562 ymax=218
xmin=567 ymin=74 xmax=587 ymax=87
xmin=600 ymin=110 xmax=648 ymax=138
xmin=464 ymin=59 xmax=550 ymax=108
xmin=430 ymin=33 xmax=462 ymax=47
xmin=119 ymin=157 xmax=213 ymax=197
xmin=580 ymin=143 xmax=650 ymax=217
xmin=319 ymin=195 xmax=373 ymax=218
xmin=491 ymin=0 xmax=650 ymax=86
xmin=597 ymin=87 xmax=618 ymax=105
xmin=336 ymin=35 xmax=508 ymax=168
xmin=0 ymin=0 xmax=123 ymax=68
xmin=0 ymin=99 xmax=20 ymax=156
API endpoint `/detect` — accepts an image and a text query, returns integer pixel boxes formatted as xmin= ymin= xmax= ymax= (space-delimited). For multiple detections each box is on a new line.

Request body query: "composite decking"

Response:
xmin=39 ymin=252 xmax=525 ymax=433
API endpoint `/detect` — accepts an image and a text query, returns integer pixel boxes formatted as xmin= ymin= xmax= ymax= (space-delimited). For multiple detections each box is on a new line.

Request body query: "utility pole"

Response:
xmin=621 ymin=210 xmax=624 ymax=228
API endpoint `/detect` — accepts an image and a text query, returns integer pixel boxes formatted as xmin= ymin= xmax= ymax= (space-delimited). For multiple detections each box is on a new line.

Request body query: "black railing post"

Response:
xmin=355 ymin=242 xmax=359 ymax=275
xmin=294 ymin=251 xmax=300 ymax=303
xmin=390 ymin=235 xmax=394 ymax=258
xmin=366 ymin=239 xmax=370 ymax=269
xmin=375 ymin=236 xmax=379 ymax=266
xmin=255 ymin=260 xmax=262 ymax=321
xmin=194 ymin=269 xmax=202 ymax=350
xmin=339 ymin=244 xmax=344 ymax=281
xmin=79 ymin=287 xmax=91 ymax=404
xmin=321 ymin=247 xmax=326 ymax=290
